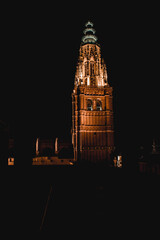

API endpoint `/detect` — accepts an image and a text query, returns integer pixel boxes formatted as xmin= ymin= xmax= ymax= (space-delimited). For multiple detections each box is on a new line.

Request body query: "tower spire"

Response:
xmin=72 ymin=21 xmax=114 ymax=163
xmin=81 ymin=20 xmax=98 ymax=44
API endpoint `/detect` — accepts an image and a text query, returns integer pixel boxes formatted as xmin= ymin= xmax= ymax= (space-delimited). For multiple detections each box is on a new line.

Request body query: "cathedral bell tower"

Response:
xmin=72 ymin=21 xmax=114 ymax=164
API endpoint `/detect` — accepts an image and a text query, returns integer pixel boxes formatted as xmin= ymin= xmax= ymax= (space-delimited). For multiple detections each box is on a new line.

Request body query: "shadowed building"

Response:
xmin=72 ymin=21 xmax=114 ymax=164
xmin=137 ymin=139 xmax=160 ymax=175
xmin=0 ymin=120 xmax=9 ymax=167
xmin=8 ymin=137 xmax=74 ymax=166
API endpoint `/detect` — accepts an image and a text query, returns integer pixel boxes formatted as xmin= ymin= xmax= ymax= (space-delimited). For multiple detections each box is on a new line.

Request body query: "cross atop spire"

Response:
xmin=81 ymin=21 xmax=98 ymax=44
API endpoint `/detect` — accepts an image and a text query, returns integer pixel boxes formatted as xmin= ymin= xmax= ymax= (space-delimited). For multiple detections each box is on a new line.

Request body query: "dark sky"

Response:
xmin=1 ymin=2 xmax=160 ymax=152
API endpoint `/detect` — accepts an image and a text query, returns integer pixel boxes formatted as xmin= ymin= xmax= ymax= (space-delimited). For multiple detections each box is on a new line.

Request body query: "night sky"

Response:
xmin=1 ymin=4 xmax=160 ymax=234
xmin=1 ymin=2 xmax=160 ymax=153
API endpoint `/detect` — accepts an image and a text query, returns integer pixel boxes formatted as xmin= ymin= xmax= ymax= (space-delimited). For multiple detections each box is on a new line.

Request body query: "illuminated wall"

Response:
xmin=72 ymin=21 xmax=114 ymax=163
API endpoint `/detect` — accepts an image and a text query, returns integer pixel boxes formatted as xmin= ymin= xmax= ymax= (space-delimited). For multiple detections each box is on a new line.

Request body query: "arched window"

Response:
xmin=84 ymin=62 xmax=87 ymax=77
xmin=90 ymin=61 xmax=94 ymax=76
xmin=96 ymin=100 xmax=102 ymax=110
xmin=87 ymin=61 xmax=89 ymax=75
xmin=87 ymin=99 xmax=93 ymax=111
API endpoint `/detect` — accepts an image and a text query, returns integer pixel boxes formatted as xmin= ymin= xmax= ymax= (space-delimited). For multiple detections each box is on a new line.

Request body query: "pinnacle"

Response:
xmin=81 ymin=21 xmax=98 ymax=44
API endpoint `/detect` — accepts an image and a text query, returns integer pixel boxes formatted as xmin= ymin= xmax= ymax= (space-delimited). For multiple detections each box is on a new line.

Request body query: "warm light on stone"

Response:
xmin=72 ymin=21 xmax=114 ymax=163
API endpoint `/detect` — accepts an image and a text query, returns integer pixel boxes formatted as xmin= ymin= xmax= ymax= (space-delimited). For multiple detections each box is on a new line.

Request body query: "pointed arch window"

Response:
xmin=87 ymin=61 xmax=89 ymax=75
xmin=84 ymin=62 xmax=87 ymax=77
xmin=90 ymin=61 xmax=94 ymax=76
xmin=87 ymin=99 xmax=93 ymax=111
xmin=96 ymin=100 xmax=102 ymax=111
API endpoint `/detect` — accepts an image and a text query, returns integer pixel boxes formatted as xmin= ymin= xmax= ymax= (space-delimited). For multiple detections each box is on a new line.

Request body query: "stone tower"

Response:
xmin=72 ymin=21 xmax=114 ymax=164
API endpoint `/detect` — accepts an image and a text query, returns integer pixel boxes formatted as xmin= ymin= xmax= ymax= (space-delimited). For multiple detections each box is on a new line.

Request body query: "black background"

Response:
xmin=1 ymin=2 xmax=160 ymax=235
xmin=1 ymin=2 xmax=160 ymax=156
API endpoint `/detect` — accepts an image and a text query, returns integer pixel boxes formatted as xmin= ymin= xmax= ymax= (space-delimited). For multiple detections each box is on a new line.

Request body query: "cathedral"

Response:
xmin=72 ymin=21 xmax=114 ymax=164
xmin=2 ymin=20 xmax=160 ymax=174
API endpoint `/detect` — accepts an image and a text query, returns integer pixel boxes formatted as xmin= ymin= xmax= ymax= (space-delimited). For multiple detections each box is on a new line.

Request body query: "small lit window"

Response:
xmin=87 ymin=77 xmax=90 ymax=86
xmin=96 ymin=100 xmax=102 ymax=110
xmin=87 ymin=99 xmax=93 ymax=111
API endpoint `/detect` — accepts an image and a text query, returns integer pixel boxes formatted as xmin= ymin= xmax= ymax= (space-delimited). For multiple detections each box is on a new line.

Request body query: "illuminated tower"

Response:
xmin=72 ymin=21 xmax=114 ymax=164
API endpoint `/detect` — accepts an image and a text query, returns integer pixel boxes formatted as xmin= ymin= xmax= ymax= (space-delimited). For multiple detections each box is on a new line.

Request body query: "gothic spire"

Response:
xmin=81 ymin=21 xmax=98 ymax=44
